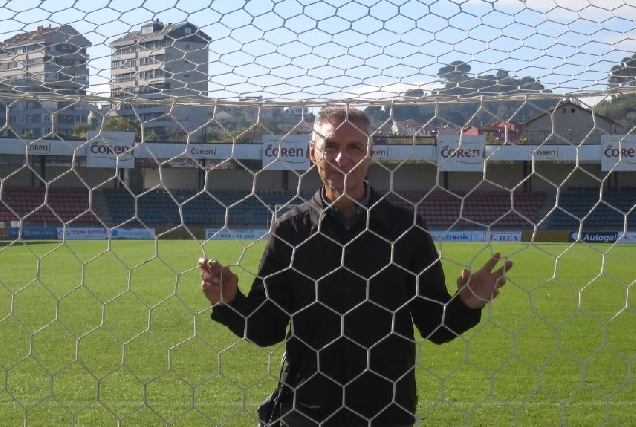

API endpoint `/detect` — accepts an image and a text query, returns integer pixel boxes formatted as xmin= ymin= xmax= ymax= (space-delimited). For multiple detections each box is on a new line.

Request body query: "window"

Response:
xmin=184 ymin=27 xmax=192 ymax=35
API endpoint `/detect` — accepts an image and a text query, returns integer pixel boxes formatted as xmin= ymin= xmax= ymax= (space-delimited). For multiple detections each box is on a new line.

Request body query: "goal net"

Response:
xmin=0 ymin=0 xmax=635 ymax=425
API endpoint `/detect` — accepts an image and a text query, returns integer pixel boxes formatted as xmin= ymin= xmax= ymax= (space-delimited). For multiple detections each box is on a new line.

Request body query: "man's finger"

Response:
xmin=199 ymin=259 xmax=223 ymax=276
xmin=456 ymin=268 xmax=470 ymax=288
xmin=492 ymin=260 xmax=513 ymax=278
xmin=198 ymin=258 xmax=220 ymax=272
xmin=222 ymin=266 xmax=238 ymax=280
xmin=482 ymin=253 xmax=502 ymax=272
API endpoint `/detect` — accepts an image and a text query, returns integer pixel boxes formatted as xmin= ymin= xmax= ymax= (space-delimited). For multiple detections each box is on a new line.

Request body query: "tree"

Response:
xmin=432 ymin=65 xmax=550 ymax=126
xmin=71 ymin=124 xmax=93 ymax=139
xmin=594 ymin=54 xmax=636 ymax=122
xmin=595 ymin=93 xmax=636 ymax=124
xmin=166 ymin=128 xmax=188 ymax=142
xmin=102 ymin=116 xmax=140 ymax=134
xmin=608 ymin=53 xmax=636 ymax=88
xmin=364 ymin=106 xmax=389 ymax=126
xmin=392 ymin=105 xmax=422 ymax=122
xmin=437 ymin=60 xmax=471 ymax=83
xmin=72 ymin=116 xmax=142 ymax=141
xmin=496 ymin=69 xmax=509 ymax=80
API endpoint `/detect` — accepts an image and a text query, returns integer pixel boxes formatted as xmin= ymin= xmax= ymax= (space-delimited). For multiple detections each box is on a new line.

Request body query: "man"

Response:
xmin=200 ymin=106 xmax=513 ymax=426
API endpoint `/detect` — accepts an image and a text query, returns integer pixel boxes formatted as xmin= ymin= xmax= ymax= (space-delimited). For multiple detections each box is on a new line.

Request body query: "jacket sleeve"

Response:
xmin=211 ymin=225 xmax=293 ymax=347
xmin=408 ymin=217 xmax=482 ymax=344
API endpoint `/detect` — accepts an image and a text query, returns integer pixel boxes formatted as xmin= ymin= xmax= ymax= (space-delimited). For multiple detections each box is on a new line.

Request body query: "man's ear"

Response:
xmin=309 ymin=141 xmax=318 ymax=164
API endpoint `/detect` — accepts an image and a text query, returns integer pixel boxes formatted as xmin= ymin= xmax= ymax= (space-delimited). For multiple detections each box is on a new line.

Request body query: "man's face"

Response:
xmin=309 ymin=118 xmax=372 ymax=200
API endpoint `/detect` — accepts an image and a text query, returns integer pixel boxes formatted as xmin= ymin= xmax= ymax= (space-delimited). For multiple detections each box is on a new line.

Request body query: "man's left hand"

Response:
xmin=457 ymin=253 xmax=513 ymax=309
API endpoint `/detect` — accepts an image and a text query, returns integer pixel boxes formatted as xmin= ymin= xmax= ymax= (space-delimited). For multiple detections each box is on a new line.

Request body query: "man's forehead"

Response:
xmin=314 ymin=119 xmax=369 ymax=139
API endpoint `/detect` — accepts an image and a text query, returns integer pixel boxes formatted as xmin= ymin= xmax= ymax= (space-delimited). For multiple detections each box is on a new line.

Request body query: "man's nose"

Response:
xmin=334 ymin=149 xmax=349 ymax=164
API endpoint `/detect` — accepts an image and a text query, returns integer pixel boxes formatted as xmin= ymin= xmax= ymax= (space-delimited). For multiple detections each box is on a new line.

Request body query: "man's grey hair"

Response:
xmin=311 ymin=106 xmax=371 ymax=143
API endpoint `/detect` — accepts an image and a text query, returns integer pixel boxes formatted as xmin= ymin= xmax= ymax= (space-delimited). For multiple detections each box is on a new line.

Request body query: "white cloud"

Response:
xmin=88 ymin=76 xmax=111 ymax=98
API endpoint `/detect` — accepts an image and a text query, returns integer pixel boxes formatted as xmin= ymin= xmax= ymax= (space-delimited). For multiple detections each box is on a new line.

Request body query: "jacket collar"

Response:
xmin=308 ymin=185 xmax=396 ymax=231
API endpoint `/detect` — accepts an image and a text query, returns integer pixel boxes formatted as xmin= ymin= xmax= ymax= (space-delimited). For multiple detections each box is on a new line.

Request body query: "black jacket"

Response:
xmin=212 ymin=187 xmax=482 ymax=425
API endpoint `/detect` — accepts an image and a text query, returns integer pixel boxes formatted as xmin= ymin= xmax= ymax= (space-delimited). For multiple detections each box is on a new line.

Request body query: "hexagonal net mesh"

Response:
xmin=0 ymin=0 xmax=635 ymax=426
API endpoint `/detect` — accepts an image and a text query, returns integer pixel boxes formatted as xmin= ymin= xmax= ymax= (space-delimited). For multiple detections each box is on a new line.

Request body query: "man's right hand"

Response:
xmin=199 ymin=258 xmax=239 ymax=305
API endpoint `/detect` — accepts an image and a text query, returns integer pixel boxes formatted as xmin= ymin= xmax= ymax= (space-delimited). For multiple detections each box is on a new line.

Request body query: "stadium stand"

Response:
xmin=6 ymin=186 xmax=634 ymax=232
xmin=17 ymin=186 xmax=625 ymax=232
xmin=0 ymin=186 xmax=100 ymax=226
xmin=544 ymin=188 xmax=636 ymax=230
xmin=103 ymin=188 xmax=303 ymax=228
xmin=385 ymin=190 xmax=547 ymax=229
xmin=4 ymin=186 xmax=554 ymax=230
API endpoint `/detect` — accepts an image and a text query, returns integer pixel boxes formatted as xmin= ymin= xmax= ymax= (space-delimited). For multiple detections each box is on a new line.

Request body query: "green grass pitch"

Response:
xmin=0 ymin=239 xmax=634 ymax=426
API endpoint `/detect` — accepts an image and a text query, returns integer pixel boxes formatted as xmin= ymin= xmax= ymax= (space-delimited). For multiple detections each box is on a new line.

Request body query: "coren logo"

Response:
xmin=439 ymin=144 xmax=482 ymax=159
xmin=90 ymin=141 xmax=131 ymax=155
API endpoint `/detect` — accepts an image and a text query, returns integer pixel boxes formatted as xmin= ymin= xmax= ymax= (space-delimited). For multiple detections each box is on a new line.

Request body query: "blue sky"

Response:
xmin=1 ymin=0 xmax=635 ymax=103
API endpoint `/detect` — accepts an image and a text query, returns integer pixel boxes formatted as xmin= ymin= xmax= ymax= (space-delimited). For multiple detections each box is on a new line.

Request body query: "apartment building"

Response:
xmin=0 ymin=25 xmax=91 ymax=137
xmin=109 ymin=21 xmax=212 ymax=140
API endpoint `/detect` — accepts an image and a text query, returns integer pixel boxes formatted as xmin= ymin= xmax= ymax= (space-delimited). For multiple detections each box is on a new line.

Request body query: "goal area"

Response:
xmin=1 ymin=1 xmax=635 ymax=426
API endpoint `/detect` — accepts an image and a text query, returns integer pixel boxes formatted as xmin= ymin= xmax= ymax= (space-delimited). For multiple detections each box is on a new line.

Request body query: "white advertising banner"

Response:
xmin=488 ymin=231 xmax=523 ymax=242
xmin=436 ymin=135 xmax=485 ymax=171
xmin=205 ymin=228 xmax=268 ymax=240
xmin=86 ymin=131 xmax=136 ymax=169
xmin=371 ymin=145 xmax=434 ymax=163
xmin=186 ymin=144 xmax=233 ymax=159
xmin=530 ymin=146 xmax=562 ymax=161
xmin=135 ymin=143 xmax=243 ymax=160
xmin=111 ymin=228 xmax=156 ymax=240
xmin=429 ymin=230 xmax=522 ymax=243
xmin=26 ymin=140 xmax=52 ymax=155
xmin=485 ymin=144 xmax=591 ymax=162
xmin=0 ymin=139 xmax=80 ymax=156
xmin=429 ymin=230 xmax=473 ymax=242
xmin=601 ymin=135 xmax=636 ymax=172
xmin=262 ymin=135 xmax=311 ymax=171
xmin=57 ymin=227 xmax=107 ymax=240
xmin=618 ymin=232 xmax=636 ymax=244
xmin=0 ymin=136 xmax=633 ymax=167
